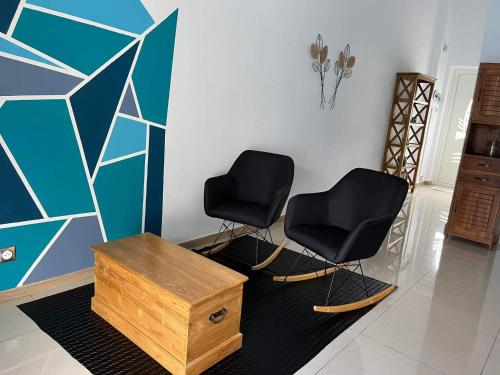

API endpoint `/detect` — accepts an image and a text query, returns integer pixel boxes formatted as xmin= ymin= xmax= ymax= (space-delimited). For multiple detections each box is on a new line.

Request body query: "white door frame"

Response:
xmin=432 ymin=66 xmax=478 ymax=186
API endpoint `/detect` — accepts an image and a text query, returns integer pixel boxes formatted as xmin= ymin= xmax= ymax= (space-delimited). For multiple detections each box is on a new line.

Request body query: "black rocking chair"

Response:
xmin=274 ymin=168 xmax=408 ymax=313
xmin=204 ymin=150 xmax=294 ymax=270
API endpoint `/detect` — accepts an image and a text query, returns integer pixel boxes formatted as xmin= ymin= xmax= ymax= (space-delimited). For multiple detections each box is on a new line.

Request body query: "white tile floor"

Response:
xmin=1 ymin=186 xmax=499 ymax=374
xmin=293 ymin=186 xmax=500 ymax=375
xmin=0 ymin=279 xmax=93 ymax=375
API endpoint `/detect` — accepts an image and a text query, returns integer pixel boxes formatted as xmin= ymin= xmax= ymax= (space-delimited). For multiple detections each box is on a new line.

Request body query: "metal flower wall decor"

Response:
xmin=311 ymin=34 xmax=330 ymax=109
xmin=311 ymin=34 xmax=356 ymax=110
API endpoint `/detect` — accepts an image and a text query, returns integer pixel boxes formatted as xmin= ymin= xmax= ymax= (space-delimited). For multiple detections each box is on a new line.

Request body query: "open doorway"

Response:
xmin=433 ymin=67 xmax=478 ymax=187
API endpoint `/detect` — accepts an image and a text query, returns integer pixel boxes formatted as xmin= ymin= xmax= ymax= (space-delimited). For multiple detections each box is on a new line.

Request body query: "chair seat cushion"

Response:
xmin=285 ymin=225 xmax=350 ymax=262
xmin=206 ymin=200 xmax=271 ymax=228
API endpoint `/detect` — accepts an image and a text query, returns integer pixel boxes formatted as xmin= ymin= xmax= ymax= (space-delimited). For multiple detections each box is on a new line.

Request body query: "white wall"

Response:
xmin=481 ymin=0 xmax=500 ymax=62
xmin=142 ymin=0 xmax=452 ymax=243
xmin=418 ymin=0 xmax=489 ymax=182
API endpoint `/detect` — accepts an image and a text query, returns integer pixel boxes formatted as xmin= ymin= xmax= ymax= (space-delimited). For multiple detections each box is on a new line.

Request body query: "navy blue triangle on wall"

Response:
xmin=70 ymin=42 xmax=139 ymax=177
xmin=0 ymin=142 xmax=42 ymax=224
xmin=0 ymin=0 xmax=21 ymax=34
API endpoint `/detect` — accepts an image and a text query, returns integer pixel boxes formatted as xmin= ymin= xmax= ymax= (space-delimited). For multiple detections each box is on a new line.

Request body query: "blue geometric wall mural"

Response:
xmin=0 ymin=143 xmax=42 ymax=225
xmin=0 ymin=35 xmax=59 ymax=67
xmin=0 ymin=100 xmax=95 ymax=217
xmin=25 ymin=215 xmax=103 ymax=284
xmin=94 ymin=154 xmax=145 ymax=241
xmin=133 ymin=9 xmax=178 ymax=125
xmin=0 ymin=100 xmax=96 ymax=217
xmin=26 ymin=0 xmax=154 ymax=34
xmin=13 ymin=8 xmax=135 ymax=75
xmin=145 ymin=126 xmax=166 ymax=234
xmin=0 ymin=0 xmax=21 ymax=34
xmin=0 ymin=220 xmax=65 ymax=291
xmin=70 ymin=42 xmax=139 ymax=176
xmin=102 ymin=116 xmax=147 ymax=162
xmin=119 ymin=84 xmax=140 ymax=117
xmin=0 ymin=56 xmax=82 ymax=96
xmin=0 ymin=2 xmax=177 ymax=292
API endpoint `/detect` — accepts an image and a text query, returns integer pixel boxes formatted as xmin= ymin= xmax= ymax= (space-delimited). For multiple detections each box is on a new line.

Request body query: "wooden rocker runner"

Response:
xmin=273 ymin=168 xmax=408 ymax=313
xmin=201 ymin=221 xmax=288 ymax=270
xmin=203 ymin=150 xmax=294 ymax=270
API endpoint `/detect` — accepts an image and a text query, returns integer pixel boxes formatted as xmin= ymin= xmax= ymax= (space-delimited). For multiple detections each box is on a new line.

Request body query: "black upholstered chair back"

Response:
xmin=229 ymin=150 xmax=294 ymax=207
xmin=327 ymin=168 xmax=408 ymax=232
xmin=279 ymin=167 xmax=406 ymax=312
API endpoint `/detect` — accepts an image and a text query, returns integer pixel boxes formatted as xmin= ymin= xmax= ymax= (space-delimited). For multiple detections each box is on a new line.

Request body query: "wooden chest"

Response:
xmin=91 ymin=233 xmax=248 ymax=375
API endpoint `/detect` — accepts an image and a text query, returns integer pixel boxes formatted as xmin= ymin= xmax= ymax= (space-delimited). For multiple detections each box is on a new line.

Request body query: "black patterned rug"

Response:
xmin=19 ymin=236 xmax=390 ymax=375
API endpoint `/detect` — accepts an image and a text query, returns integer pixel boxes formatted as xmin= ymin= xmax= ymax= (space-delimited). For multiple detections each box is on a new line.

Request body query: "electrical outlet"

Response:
xmin=0 ymin=246 xmax=16 ymax=263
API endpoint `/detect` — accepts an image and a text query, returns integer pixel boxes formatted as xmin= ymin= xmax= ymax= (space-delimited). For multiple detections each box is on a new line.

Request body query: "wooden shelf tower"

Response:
xmin=381 ymin=73 xmax=436 ymax=192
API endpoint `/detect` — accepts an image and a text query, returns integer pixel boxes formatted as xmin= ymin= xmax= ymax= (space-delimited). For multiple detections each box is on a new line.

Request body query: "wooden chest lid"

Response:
xmin=92 ymin=233 xmax=248 ymax=306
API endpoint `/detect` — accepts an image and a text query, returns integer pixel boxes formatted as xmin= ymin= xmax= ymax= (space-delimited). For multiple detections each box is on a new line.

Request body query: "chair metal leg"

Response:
xmin=248 ymin=226 xmax=287 ymax=270
xmin=324 ymin=269 xmax=337 ymax=304
xmin=313 ymin=262 xmax=397 ymax=313
xmin=211 ymin=220 xmax=227 ymax=246
xmin=201 ymin=221 xmax=245 ymax=256
xmin=255 ymin=228 xmax=259 ymax=264
xmin=273 ymin=247 xmax=339 ymax=281
xmin=267 ymin=227 xmax=274 ymax=247
xmin=252 ymin=237 xmax=287 ymax=271
xmin=202 ymin=222 xmax=286 ymax=270
xmin=277 ymin=247 xmax=305 ymax=280
xmin=358 ymin=261 xmax=370 ymax=298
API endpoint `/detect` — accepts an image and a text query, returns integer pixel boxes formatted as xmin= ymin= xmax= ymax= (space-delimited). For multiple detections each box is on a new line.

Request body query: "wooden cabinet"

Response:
xmin=445 ymin=63 xmax=500 ymax=249
xmin=461 ymin=154 xmax=500 ymax=173
xmin=472 ymin=64 xmax=500 ymax=125
xmin=447 ymin=183 xmax=500 ymax=247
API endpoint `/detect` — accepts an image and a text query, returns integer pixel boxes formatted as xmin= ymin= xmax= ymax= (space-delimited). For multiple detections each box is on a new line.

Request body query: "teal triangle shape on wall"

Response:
xmin=0 ymin=35 xmax=60 ymax=68
xmin=0 ymin=100 xmax=95 ymax=217
xmin=12 ymin=8 xmax=134 ymax=75
xmin=70 ymin=42 xmax=139 ymax=176
xmin=0 ymin=220 xmax=65 ymax=291
xmin=102 ymin=116 xmax=146 ymax=162
xmin=26 ymin=0 xmax=154 ymax=34
xmin=94 ymin=154 xmax=145 ymax=241
xmin=133 ymin=9 xmax=178 ymax=125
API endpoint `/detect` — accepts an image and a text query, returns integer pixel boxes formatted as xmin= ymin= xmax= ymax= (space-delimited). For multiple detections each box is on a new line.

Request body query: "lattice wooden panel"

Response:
xmin=396 ymin=78 xmax=415 ymax=99
xmin=415 ymin=81 xmax=433 ymax=102
xmin=381 ymin=73 xmax=436 ymax=192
